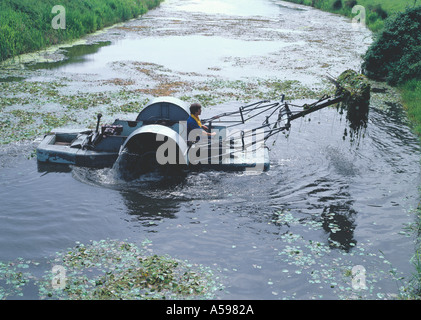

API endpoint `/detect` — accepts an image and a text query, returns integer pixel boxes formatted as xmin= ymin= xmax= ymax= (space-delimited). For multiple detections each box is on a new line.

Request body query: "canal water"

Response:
xmin=1 ymin=0 xmax=420 ymax=299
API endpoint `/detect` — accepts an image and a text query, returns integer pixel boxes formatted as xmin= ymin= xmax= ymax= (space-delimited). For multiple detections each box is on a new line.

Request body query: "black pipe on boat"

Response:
xmin=96 ymin=113 xmax=102 ymax=133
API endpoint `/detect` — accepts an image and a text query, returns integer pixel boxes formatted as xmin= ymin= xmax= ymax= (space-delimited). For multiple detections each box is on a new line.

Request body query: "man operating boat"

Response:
xmin=187 ymin=103 xmax=216 ymax=142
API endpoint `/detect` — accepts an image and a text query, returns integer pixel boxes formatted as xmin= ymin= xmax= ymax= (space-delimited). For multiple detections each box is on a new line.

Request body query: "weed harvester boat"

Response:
xmin=36 ymin=70 xmax=370 ymax=175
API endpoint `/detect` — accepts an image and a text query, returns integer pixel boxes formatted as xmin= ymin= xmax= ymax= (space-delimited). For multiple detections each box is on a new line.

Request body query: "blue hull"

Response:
xmin=36 ymin=128 xmax=270 ymax=171
xmin=36 ymin=130 xmax=122 ymax=168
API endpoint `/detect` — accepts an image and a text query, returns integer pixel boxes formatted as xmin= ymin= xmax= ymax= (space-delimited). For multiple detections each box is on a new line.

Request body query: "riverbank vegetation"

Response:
xmin=401 ymin=80 xmax=421 ymax=136
xmin=0 ymin=0 xmax=163 ymax=62
xmin=283 ymin=0 xmax=416 ymax=32
xmin=361 ymin=5 xmax=420 ymax=139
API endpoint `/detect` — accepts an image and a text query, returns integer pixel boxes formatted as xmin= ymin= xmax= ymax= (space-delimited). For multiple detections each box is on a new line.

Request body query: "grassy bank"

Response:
xmin=401 ymin=80 xmax=421 ymax=136
xmin=282 ymin=0 xmax=415 ymax=31
xmin=0 ymin=0 xmax=163 ymax=62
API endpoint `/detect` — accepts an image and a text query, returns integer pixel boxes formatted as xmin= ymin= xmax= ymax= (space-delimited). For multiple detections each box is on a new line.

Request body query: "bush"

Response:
xmin=332 ymin=0 xmax=343 ymax=10
xmin=371 ymin=4 xmax=388 ymax=19
xmin=344 ymin=0 xmax=357 ymax=9
xmin=362 ymin=5 xmax=421 ymax=85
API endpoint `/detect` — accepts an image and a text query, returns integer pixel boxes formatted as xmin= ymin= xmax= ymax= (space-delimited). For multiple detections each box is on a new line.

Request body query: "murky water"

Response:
xmin=1 ymin=0 xmax=420 ymax=299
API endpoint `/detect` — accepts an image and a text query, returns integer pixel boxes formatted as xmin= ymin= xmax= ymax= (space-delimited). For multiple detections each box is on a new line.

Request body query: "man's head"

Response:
xmin=190 ymin=103 xmax=202 ymax=116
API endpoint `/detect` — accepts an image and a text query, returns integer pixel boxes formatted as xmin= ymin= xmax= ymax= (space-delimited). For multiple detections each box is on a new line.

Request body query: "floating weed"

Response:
xmin=0 ymin=258 xmax=37 ymax=299
xmin=275 ymin=225 xmax=409 ymax=299
xmin=0 ymin=61 xmax=336 ymax=146
xmin=0 ymin=239 xmax=224 ymax=300
xmin=107 ymin=100 xmax=145 ymax=115
xmin=178 ymin=77 xmax=336 ymax=107
xmin=59 ymin=92 xmax=112 ymax=111
xmin=37 ymin=239 xmax=223 ymax=300
xmin=281 ymin=232 xmax=302 ymax=244
xmin=272 ymin=209 xmax=323 ymax=231
xmin=272 ymin=210 xmax=298 ymax=226
xmin=0 ymin=110 xmax=76 ymax=145
xmin=271 ymin=209 xmax=410 ymax=299
xmin=0 ymin=76 xmax=152 ymax=144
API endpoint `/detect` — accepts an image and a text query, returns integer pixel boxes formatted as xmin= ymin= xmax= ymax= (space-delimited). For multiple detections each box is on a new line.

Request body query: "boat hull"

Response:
xmin=36 ymin=96 xmax=271 ymax=172
xmin=36 ymin=129 xmax=270 ymax=171
xmin=36 ymin=130 xmax=121 ymax=168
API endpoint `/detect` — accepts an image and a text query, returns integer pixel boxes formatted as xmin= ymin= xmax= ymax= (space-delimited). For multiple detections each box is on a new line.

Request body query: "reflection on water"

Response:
xmin=338 ymin=102 xmax=369 ymax=145
xmin=26 ymin=41 xmax=112 ymax=71
xmin=29 ymin=36 xmax=304 ymax=79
